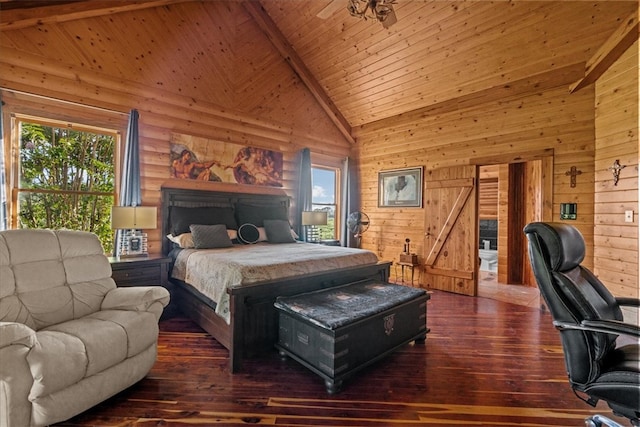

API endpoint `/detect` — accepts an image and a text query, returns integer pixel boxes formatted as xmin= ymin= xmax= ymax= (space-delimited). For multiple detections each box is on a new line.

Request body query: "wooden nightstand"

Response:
xmin=109 ymin=254 xmax=171 ymax=288
xmin=396 ymin=253 xmax=419 ymax=286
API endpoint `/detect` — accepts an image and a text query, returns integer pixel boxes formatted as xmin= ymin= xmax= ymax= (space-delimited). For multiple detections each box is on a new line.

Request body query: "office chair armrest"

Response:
xmin=553 ymin=319 xmax=640 ymax=338
xmin=615 ymin=297 xmax=640 ymax=307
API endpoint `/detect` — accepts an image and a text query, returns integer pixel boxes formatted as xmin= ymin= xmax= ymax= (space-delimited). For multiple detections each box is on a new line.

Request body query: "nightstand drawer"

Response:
xmin=111 ymin=265 xmax=162 ymax=286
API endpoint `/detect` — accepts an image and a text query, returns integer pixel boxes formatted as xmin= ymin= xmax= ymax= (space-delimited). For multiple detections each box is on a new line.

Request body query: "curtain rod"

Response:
xmin=0 ymin=87 xmax=130 ymax=117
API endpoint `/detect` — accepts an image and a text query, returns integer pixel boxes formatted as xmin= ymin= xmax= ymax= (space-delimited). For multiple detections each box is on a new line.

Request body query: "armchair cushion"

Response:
xmin=102 ymin=286 xmax=171 ymax=314
xmin=0 ymin=322 xmax=36 ymax=349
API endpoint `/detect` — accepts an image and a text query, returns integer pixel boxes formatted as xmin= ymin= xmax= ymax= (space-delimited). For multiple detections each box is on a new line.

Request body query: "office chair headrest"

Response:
xmin=523 ymin=222 xmax=585 ymax=272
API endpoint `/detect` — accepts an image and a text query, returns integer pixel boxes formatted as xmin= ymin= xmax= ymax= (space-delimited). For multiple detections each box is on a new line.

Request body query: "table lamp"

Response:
xmin=111 ymin=206 xmax=157 ymax=257
xmin=301 ymin=211 xmax=327 ymax=243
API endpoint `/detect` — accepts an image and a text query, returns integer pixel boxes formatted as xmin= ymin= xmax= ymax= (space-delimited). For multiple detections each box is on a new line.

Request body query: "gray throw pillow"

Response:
xmin=189 ymin=224 xmax=233 ymax=249
xmin=264 ymin=219 xmax=296 ymax=243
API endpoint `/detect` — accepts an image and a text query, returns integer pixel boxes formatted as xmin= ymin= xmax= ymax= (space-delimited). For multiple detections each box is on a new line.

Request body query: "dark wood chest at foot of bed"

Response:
xmin=274 ymin=280 xmax=429 ymax=394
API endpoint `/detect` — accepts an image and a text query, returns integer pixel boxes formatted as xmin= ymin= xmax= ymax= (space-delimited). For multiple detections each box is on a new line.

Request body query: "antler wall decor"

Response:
xmin=608 ymin=159 xmax=626 ymax=186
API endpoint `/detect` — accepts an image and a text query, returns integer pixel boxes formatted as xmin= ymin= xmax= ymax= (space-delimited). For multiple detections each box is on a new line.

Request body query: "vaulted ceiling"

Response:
xmin=1 ymin=0 xmax=637 ymax=142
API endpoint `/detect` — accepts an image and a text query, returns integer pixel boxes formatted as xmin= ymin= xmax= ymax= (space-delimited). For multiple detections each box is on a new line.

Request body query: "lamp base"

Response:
xmin=118 ymin=230 xmax=149 ymax=257
xmin=305 ymin=226 xmax=320 ymax=243
xmin=117 ymin=253 xmax=150 ymax=259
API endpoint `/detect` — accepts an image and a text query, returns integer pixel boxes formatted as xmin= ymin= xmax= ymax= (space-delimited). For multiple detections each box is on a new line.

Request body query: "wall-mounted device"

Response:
xmin=560 ymin=203 xmax=577 ymax=220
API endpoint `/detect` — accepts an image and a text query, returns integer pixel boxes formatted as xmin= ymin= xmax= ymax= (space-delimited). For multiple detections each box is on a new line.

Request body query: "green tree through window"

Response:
xmin=18 ymin=120 xmax=116 ymax=253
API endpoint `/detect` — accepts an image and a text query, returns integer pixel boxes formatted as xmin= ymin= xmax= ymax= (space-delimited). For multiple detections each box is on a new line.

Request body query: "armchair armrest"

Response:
xmin=553 ymin=319 xmax=640 ymax=338
xmin=0 ymin=322 xmax=37 ymax=350
xmin=102 ymin=286 xmax=170 ymax=312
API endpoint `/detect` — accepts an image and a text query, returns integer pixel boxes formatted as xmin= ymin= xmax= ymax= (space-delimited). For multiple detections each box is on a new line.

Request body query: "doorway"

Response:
xmin=421 ymin=152 xmax=553 ymax=298
xmin=474 ymin=154 xmax=553 ymax=295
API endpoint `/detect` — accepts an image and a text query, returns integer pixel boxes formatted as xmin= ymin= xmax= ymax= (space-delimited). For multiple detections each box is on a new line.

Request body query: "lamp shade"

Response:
xmin=111 ymin=206 xmax=157 ymax=229
xmin=301 ymin=211 xmax=328 ymax=226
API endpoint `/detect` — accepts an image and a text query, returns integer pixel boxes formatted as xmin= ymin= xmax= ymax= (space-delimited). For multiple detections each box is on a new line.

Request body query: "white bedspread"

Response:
xmin=171 ymin=242 xmax=379 ymax=323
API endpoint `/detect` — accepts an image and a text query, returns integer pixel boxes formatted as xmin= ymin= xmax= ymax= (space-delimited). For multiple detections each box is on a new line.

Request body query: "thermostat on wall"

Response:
xmin=560 ymin=203 xmax=577 ymax=220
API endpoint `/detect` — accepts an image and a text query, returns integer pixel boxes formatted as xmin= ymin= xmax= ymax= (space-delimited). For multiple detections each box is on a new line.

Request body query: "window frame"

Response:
xmin=311 ymin=164 xmax=341 ymax=241
xmin=10 ymin=113 xmax=120 ymax=237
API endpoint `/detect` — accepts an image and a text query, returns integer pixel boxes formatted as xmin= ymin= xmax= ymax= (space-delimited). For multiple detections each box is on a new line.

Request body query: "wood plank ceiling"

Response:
xmin=1 ymin=0 xmax=637 ymax=140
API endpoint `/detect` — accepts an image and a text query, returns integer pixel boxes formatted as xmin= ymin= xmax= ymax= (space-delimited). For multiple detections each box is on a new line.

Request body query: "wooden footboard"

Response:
xmin=170 ymin=261 xmax=391 ymax=372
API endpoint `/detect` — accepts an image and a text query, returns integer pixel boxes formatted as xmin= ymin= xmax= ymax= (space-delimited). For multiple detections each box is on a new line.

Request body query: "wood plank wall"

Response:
xmin=594 ymin=40 xmax=639 ymax=300
xmin=0 ymin=3 xmax=350 ymax=254
xmin=0 ymin=81 xmax=348 ymax=254
xmin=0 ymin=2 xmax=637 ymax=299
xmin=352 ymin=83 xmax=598 ymax=278
xmin=478 ymin=165 xmax=498 ymax=219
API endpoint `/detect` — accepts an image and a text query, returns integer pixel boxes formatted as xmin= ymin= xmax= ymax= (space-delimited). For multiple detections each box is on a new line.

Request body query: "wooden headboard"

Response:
xmin=161 ymin=186 xmax=291 ymax=255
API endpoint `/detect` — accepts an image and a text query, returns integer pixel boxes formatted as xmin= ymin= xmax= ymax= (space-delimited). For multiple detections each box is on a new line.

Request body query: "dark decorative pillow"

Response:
xmin=263 ymin=219 xmax=296 ymax=243
xmin=235 ymin=203 xmax=288 ymax=228
xmin=189 ymin=224 xmax=233 ymax=249
xmin=170 ymin=206 xmax=238 ymax=235
xmin=237 ymin=223 xmax=261 ymax=244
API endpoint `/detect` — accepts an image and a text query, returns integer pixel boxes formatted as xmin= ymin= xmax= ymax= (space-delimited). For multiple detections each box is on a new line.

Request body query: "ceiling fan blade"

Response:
xmin=317 ymin=0 xmax=343 ymax=19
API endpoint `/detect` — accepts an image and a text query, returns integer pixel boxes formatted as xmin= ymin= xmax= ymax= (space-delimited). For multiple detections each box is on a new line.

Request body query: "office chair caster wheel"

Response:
xmin=585 ymin=415 xmax=625 ymax=427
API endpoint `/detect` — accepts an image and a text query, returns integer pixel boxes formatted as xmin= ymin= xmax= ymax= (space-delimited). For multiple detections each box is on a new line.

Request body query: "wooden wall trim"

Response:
xmin=470 ymin=148 xmax=555 ymax=166
xmin=161 ymin=179 xmax=289 ymax=197
xmin=354 ymin=62 xmax=585 ymax=135
xmin=0 ymin=0 xmax=193 ymax=31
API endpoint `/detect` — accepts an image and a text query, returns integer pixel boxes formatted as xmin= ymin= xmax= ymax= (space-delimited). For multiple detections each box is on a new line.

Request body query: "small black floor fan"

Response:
xmin=347 ymin=211 xmax=370 ymax=248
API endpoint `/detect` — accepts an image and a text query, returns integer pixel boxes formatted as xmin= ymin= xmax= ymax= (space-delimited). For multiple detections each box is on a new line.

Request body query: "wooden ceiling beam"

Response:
xmin=0 ymin=0 xmax=193 ymax=31
xmin=570 ymin=11 xmax=639 ymax=93
xmin=354 ymin=62 xmax=585 ymax=136
xmin=243 ymin=1 xmax=355 ymax=145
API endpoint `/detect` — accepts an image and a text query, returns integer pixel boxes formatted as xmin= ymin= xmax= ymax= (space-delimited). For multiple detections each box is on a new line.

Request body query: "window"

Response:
xmin=13 ymin=116 xmax=117 ymax=252
xmin=311 ymin=166 xmax=340 ymax=240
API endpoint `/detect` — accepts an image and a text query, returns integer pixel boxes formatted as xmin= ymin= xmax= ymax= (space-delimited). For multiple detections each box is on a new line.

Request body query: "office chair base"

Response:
xmin=584 ymin=414 xmax=626 ymax=427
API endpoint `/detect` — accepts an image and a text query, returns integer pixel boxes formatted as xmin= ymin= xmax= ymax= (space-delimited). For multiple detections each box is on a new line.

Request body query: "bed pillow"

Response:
xmin=170 ymin=206 xmax=238 ymax=235
xmin=264 ymin=219 xmax=296 ymax=243
xmin=167 ymin=233 xmax=195 ymax=248
xmin=168 ymin=230 xmax=237 ymax=248
xmin=235 ymin=203 xmax=288 ymax=228
xmin=238 ymin=223 xmax=261 ymax=244
xmin=256 ymin=227 xmax=268 ymax=242
xmin=189 ymin=224 xmax=233 ymax=249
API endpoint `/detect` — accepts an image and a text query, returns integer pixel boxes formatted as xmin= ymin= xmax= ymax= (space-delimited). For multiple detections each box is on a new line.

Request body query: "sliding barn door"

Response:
xmin=423 ymin=166 xmax=478 ymax=296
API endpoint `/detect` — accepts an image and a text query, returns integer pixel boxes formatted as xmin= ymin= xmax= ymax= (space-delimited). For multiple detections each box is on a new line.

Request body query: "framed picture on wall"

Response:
xmin=378 ymin=167 xmax=423 ymax=208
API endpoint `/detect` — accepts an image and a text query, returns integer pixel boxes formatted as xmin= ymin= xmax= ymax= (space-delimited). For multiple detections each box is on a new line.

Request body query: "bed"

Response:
xmin=161 ymin=185 xmax=391 ymax=372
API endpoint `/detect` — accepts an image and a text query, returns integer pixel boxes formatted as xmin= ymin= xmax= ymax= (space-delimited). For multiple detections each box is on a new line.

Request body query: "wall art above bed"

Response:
xmin=169 ymin=133 xmax=283 ymax=187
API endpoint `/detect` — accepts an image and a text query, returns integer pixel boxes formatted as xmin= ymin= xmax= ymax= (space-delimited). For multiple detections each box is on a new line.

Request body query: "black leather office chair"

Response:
xmin=523 ymin=222 xmax=640 ymax=427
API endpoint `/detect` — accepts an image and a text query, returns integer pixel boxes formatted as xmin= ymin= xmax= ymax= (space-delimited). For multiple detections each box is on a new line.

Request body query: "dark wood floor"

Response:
xmin=56 ymin=290 xmax=627 ymax=426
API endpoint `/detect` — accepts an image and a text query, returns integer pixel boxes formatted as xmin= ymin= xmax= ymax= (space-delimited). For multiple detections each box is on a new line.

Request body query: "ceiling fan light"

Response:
xmin=347 ymin=0 xmax=369 ymax=19
xmin=375 ymin=3 xmax=394 ymax=19
xmin=347 ymin=0 xmax=397 ymax=26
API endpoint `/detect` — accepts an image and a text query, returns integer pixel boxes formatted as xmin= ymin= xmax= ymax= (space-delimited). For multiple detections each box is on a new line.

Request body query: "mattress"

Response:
xmin=171 ymin=242 xmax=379 ymax=323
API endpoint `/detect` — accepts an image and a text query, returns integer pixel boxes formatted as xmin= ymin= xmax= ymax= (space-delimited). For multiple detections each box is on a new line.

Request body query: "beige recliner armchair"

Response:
xmin=0 ymin=229 xmax=170 ymax=427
